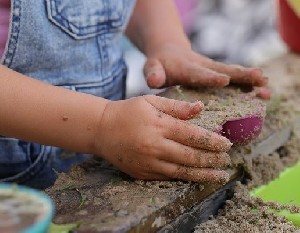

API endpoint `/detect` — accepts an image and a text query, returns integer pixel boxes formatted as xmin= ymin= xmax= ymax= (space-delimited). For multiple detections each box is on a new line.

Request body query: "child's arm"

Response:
xmin=0 ymin=64 xmax=231 ymax=183
xmin=0 ymin=65 xmax=108 ymax=154
xmin=126 ymin=0 xmax=269 ymax=91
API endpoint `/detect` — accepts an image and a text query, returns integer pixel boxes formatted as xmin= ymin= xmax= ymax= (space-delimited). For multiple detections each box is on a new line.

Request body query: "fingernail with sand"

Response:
xmin=214 ymin=134 xmax=232 ymax=152
xmin=218 ymin=171 xmax=230 ymax=185
xmin=224 ymin=153 xmax=232 ymax=167
xmin=212 ymin=152 xmax=232 ymax=168
xmin=191 ymin=101 xmax=204 ymax=114
xmin=218 ymin=74 xmax=230 ymax=86
xmin=206 ymin=171 xmax=230 ymax=184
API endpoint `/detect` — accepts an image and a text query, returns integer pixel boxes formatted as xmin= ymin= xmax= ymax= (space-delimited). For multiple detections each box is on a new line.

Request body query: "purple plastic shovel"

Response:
xmin=217 ymin=114 xmax=264 ymax=145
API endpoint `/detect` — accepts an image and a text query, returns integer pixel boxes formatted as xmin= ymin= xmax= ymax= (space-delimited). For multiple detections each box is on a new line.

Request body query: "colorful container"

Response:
xmin=0 ymin=183 xmax=54 ymax=233
xmin=278 ymin=0 xmax=300 ymax=53
xmin=251 ymin=161 xmax=300 ymax=226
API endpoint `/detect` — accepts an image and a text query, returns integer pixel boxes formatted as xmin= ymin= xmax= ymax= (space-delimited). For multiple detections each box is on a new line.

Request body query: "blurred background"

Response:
xmin=125 ymin=0 xmax=288 ymax=98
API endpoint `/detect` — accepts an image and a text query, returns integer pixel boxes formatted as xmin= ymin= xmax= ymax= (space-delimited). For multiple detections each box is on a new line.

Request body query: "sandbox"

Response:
xmin=46 ymin=53 xmax=300 ymax=232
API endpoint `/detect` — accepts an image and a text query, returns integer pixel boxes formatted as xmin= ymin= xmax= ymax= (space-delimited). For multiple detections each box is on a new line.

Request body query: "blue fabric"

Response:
xmin=0 ymin=0 xmax=136 ymax=189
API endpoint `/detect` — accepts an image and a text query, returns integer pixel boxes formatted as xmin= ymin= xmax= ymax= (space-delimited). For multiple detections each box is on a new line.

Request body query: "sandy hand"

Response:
xmin=144 ymin=44 xmax=270 ymax=99
xmin=93 ymin=95 xmax=232 ymax=184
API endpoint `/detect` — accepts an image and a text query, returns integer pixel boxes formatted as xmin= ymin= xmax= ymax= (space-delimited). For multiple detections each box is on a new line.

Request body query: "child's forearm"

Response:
xmin=0 ymin=68 xmax=232 ymax=184
xmin=0 ymin=65 xmax=109 ymax=154
xmin=126 ymin=0 xmax=191 ymax=56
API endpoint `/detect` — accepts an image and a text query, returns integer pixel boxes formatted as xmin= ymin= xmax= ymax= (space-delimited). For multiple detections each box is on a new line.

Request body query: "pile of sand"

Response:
xmin=194 ymin=124 xmax=300 ymax=232
xmin=160 ymin=86 xmax=265 ymax=133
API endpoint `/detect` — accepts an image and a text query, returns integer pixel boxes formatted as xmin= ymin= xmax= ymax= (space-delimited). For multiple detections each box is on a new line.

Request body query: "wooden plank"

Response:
xmin=157 ymin=175 xmax=241 ymax=233
xmin=47 ymin=107 xmax=294 ymax=233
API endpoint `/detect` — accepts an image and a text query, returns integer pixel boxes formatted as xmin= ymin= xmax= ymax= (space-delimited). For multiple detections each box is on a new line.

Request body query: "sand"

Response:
xmin=194 ymin=53 xmax=300 ymax=232
xmin=46 ymin=55 xmax=300 ymax=232
xmin=159 ymin=86 xmax=265 ymax=133
xmin=195 ymin=130 xmax=300 ymax=233
xmin=195 ymin=182 xmax=299 ymax=233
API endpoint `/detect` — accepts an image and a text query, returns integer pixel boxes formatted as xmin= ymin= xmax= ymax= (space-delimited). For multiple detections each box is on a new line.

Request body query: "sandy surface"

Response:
xmin=195 ymin=130 xmax=300 ymax=233
xmin=160 ymin=86 xmax=265 ymax=133
xmin=195 ymin=53 xmax=300 ymax=232
xmin=46 ymin=54 xmax=300 ymax=232
xmin=47 ymin=86 xmax=267 ymax=232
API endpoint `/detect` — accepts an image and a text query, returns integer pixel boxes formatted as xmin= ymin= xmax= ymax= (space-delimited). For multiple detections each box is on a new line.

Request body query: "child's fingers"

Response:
xmin=145 ymin=57 xmax=231 ymax=88
xmin=144 ymin=95 xmax=203 ymax=120
xmin=144 ymin=58 xmax=166 ymax=88
xmin=254 ymin=86 xmax=272 ymax=99
xmin=173 ymin=62 xmax=230 ymax=87
xmin=229 ymin=67 xmax=268 ymax=87
xmin=133 ymin=173 xmax=170 ymax=181
xmin=165 ymin=119 xmax=232 ymax=152
xmin=159 ymin=139 xmax=231 ymax=169
xmin=197 ymin=55 xmax=268 ymax=86
xmin=155 ymin=160 xmax=230 ymax=183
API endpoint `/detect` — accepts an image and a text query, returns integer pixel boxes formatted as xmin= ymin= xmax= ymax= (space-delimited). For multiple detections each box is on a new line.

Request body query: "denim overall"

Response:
xmin=0 ymin=0 xmax=136 ymax=189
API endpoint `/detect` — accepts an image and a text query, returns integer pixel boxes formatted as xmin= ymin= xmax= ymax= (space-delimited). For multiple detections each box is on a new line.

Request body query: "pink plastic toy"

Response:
xmin=218 ymin=114 xmax=264 ymax=145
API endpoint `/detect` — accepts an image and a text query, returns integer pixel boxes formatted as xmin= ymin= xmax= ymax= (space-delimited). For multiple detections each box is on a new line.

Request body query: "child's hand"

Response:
xmin=93 ymin=95 xmax=232 ymax=183
xmin=144 ymin=44 xmax=269 ymax=97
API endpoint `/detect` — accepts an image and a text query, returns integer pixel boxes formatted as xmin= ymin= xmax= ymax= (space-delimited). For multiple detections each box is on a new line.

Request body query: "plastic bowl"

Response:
xmin=0 ymin=183 xmax=54 ymax=233
xmin=251 ymin=161 xmax=300 ymax=226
